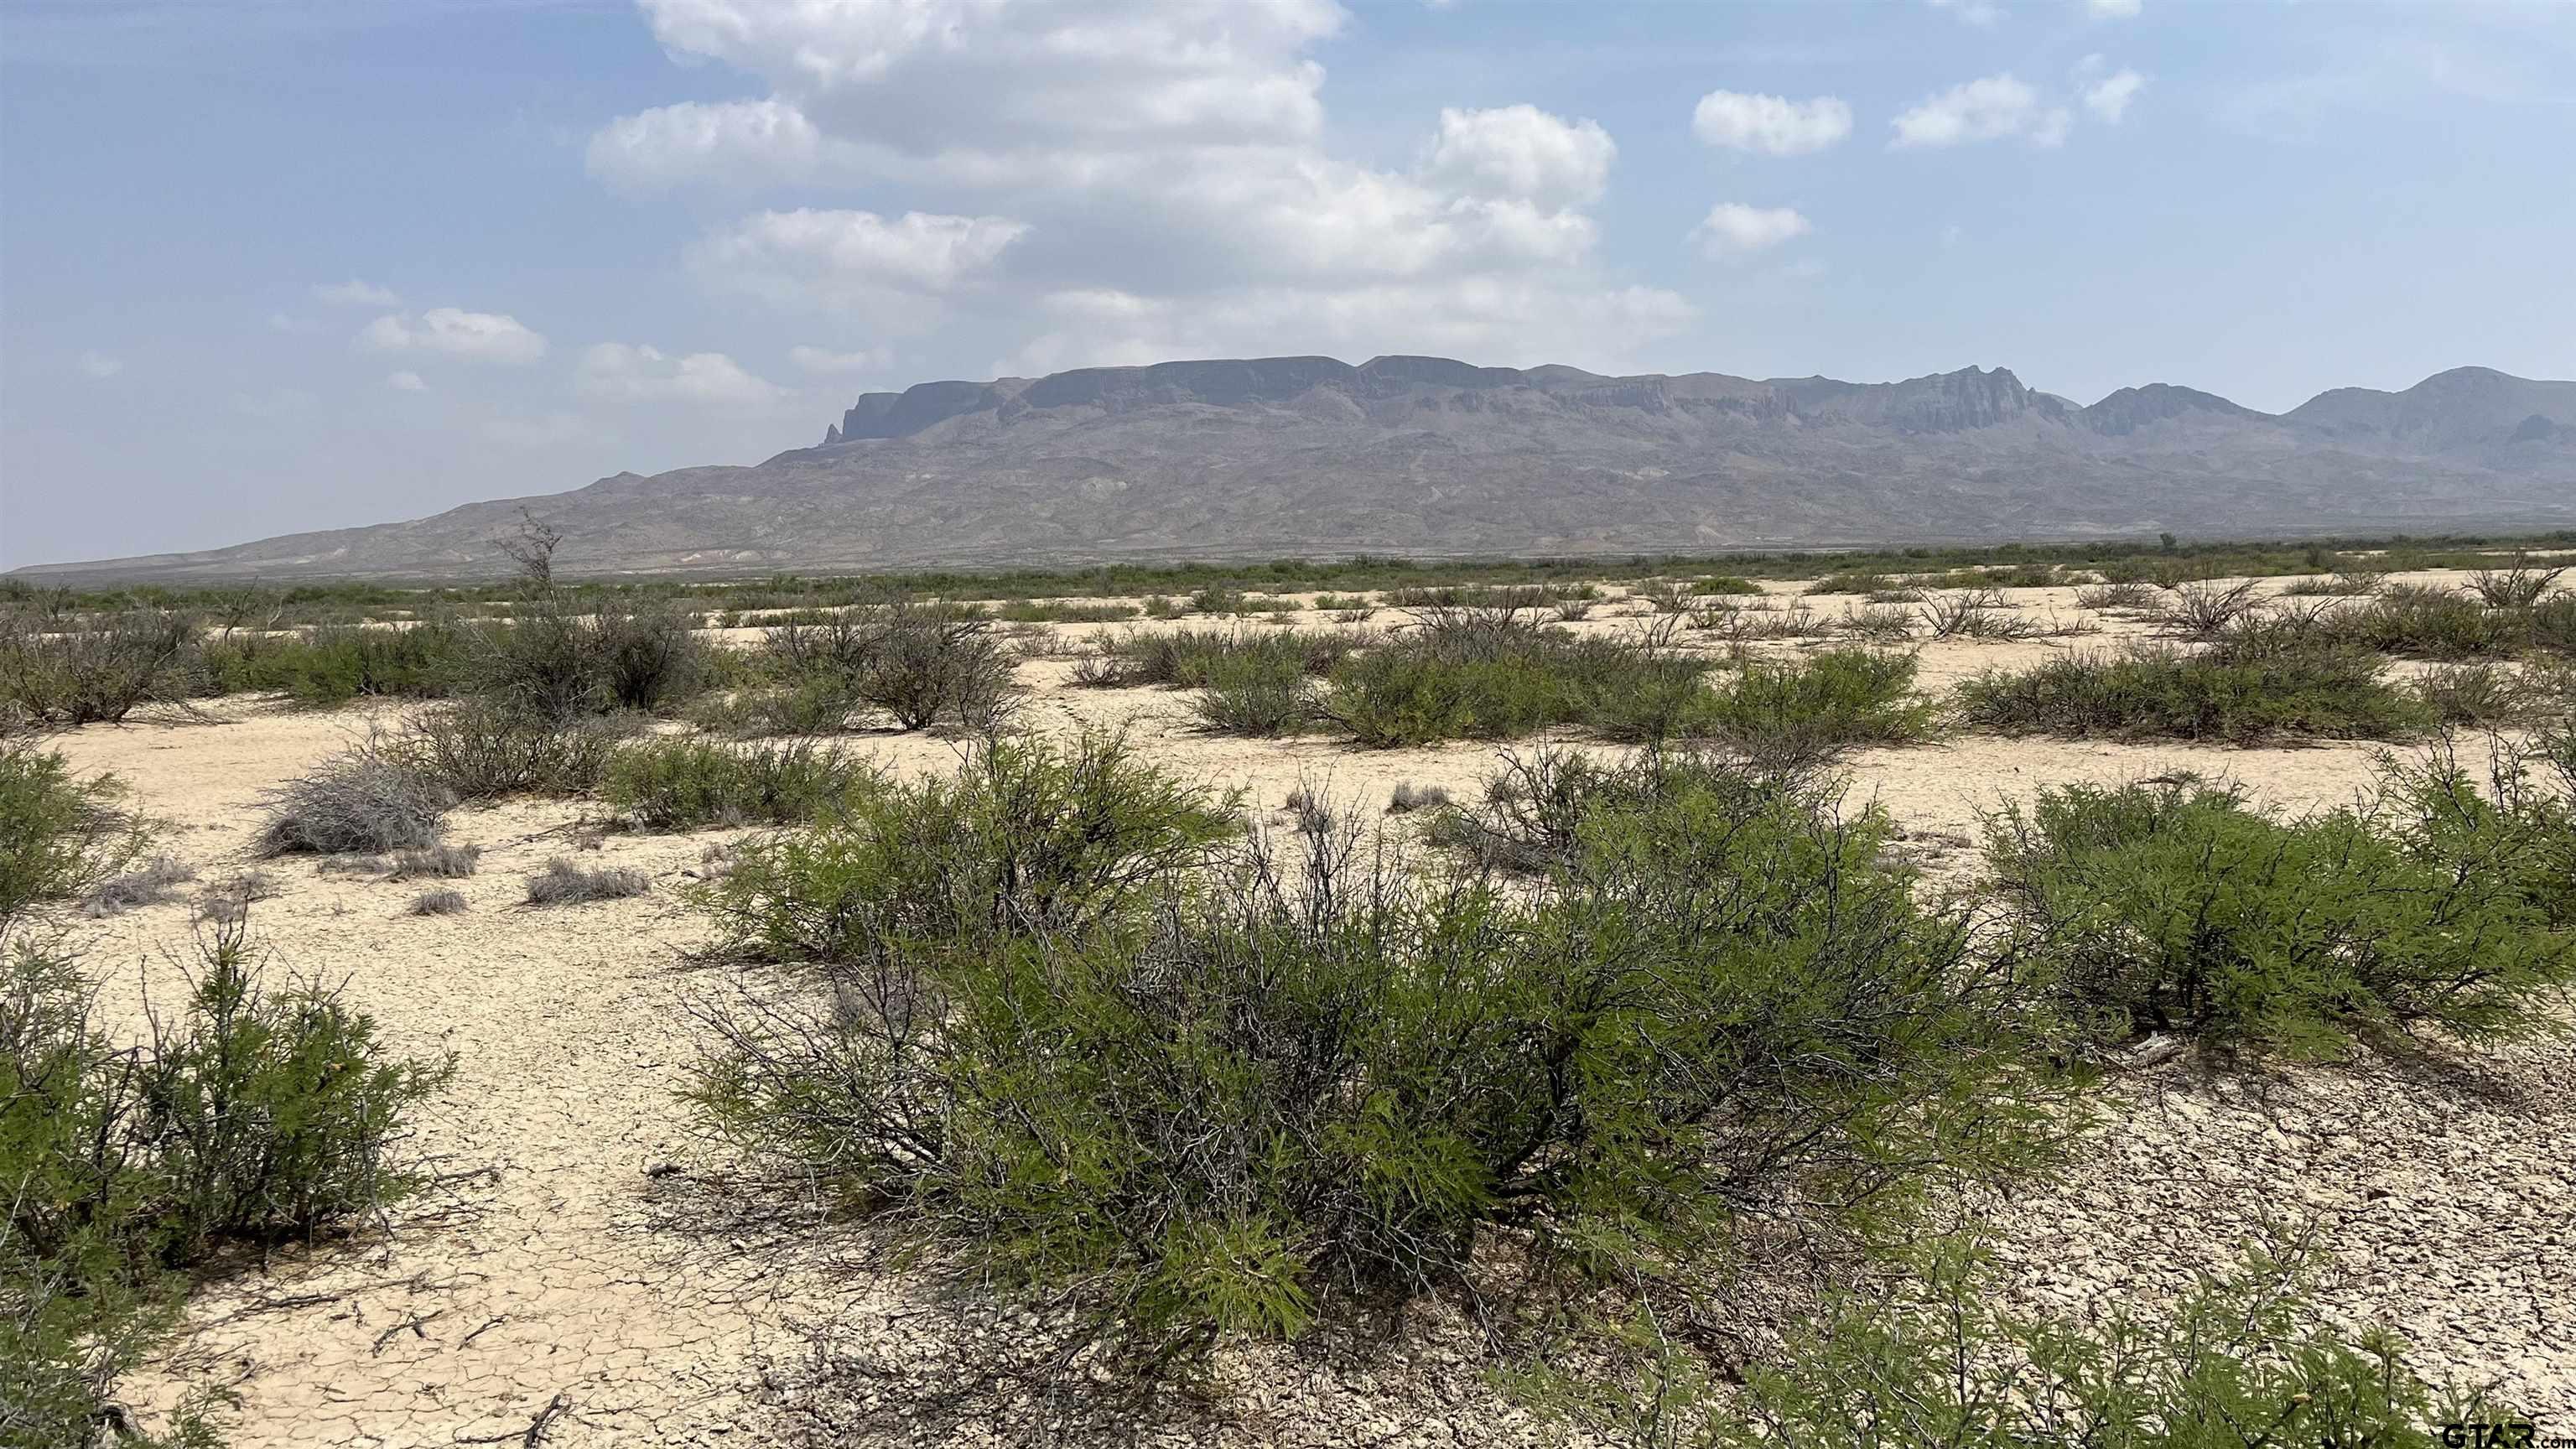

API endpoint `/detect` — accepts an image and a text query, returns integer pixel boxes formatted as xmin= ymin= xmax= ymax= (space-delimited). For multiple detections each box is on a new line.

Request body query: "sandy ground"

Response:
xmin=34 ymin=569 xmax=2576 ymax=1446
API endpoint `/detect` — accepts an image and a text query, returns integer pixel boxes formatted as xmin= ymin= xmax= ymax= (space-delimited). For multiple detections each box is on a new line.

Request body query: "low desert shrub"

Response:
xmin=689 ymin=744 xmax=2058 ymax=1367
xmin=2073 ymin=580 xmax=2158 ymax=611
xmin=602 ymin=736 xmax=883 ymax=829
xmin=1571 ymin=1235 xmax=2496 ymax=1449
xmin=1 ymin=922 xmax=448 ymax=1443
xmin=77 ymin=854 xmax=195 ymax=918
xmin=852 ymin=604 xmax=1021 ymax=731
xmin=0 ymin=742 xmax=148 ymax=922
xmin=1192 ymin=652 xmax=1317 ymax=736
xmin=1697 ymin=648 xmax=1935 ymax=773
xmin=525 ymin=859 xmax=651 ymax=906
xmin=688 ymin=731 xmax=1237 ymax=967
xmin=1955 ymin=646 xmax=2428 ymax=745
xmin=1983 ymin=776 xmax=2575 ymax=1057
xmin=408 ymin=888 xmax=468 ymax=916
xmin=1322 ymin=615 xmax=1713 ymax=747
xmin=1384 ymin=780 xmax=1451 ymax=815
xmin=257 ymin=735 xmax=453 ymax=856
xmin=400 ymin=698 xmax=632 ymax=799
xmin=2148 ymin=578 xmax=2264 ymax=637
xmin=2468 ymin=555 xmax=2567 ymax=609
xmin=387 ymin=844 xmax=480 ymax=880
xmin=1691 ymin=575 xmax=1762 ymax=596
xmin=237 ymin=618 xmax=472 ymax=706
xmin=2410 ymin=662 xmax=2536 ymax=724
xmin=1094 ymin=627 xmax=1358 ymax=690
xmin=2335 ymin=584 xmax=2519 ymax=659
xmin=0 ymin=609 xmax=199 ymax=727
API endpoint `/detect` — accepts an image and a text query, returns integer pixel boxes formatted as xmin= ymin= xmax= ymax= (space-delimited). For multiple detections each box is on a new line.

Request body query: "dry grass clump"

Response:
xmin=407 ymin=888 xmax=470 ymax=916
xmin=525 ymin=858 xmax=651 ymax=906
xmin=77 ymin=854 xmax=196 ymax=918
xmin=256 ymin=735 xmax=453 ymax=857
xmin=388 ymin=844 xmax=481 ymax=880
xmin=1384 ymin=780 xmax=1452 ymax=814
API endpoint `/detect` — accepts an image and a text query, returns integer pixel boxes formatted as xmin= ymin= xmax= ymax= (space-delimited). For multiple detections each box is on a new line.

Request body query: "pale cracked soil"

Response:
xmin=32 ymin=570 xmax=2575 ymax=1446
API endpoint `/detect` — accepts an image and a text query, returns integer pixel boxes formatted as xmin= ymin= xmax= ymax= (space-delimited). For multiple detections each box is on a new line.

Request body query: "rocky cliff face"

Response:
xmin=22 ymin=356 xmax=2576 ymax=584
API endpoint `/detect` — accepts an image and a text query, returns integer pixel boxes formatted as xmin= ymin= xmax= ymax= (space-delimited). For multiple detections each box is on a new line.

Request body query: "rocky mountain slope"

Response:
xmin=23 ymin=358 xmax=2576 ymax=583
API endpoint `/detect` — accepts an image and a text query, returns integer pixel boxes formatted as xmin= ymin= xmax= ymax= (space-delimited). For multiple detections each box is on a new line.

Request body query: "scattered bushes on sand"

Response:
xmin=220 ymin=617 xmax=474 ymax=706
xmin=256 ymin=735 xmax=454 ymax=856
xmin=602 ymin=737 xmax=883 ymax=830
xmin=0 ymin=742 xmax=149 ymax=922
xmin=1084 ymin=626 xmax=1360 ymax=690
xmin=1192 ymin=652 xmax=1319 ymax=736
xmin=1322 ymin=612 xmax=1714 ymax=747
xmin=690 ymin=741 xmax=2058 ymax=1369
xmin=525 ymin=859 xmax=651 ymax=906
xmin=1982 ymin=776 xmax=2575 ymax=1058
xmin=1690 ymin=575 xmax=1763 ymax=596
xmin=2074 ymin=580 xmax=2158 ymax=611
xmin=1955 ymin=645 xmax=2427 ymax=744
xmin=718 ymin=603 xmax=1022 ymax=733
xmin=1384 ymin=780 xmax=1450 ymax=815
xmin=2333 ymin=584 xmax=2521 ymax=659
xmin=1 ymin=918 xmax=449 ymax=1446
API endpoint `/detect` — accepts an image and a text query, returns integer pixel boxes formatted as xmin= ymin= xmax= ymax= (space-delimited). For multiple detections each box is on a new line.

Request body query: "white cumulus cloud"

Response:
xmin=359 ymin=309 xmax=548 ymax=365
xmin=599 ymin=0 xmax=1685 ymax=373
xmin=693 ymin=209 xmax=1030 ymax=317
xmin=1426 ymin=105 xmax=1614 ymax=207
xmin=788 ymin=344 xmax=895 ymax=375
xmin=387 ymin=370 xmax=428 ymax=392
xmin=1892 ymin=74 xmax=2070 ymax=148
xmin=2085 ymin=0 xmax=2141 ymax=17
xmin=1693 ymin=203 xmax=1811 ymax=259
xmin=1691 ymin=91 xmax=1853 ymax=156
xmin=577 ymin=343 xmax=786 ymax=408
xmin=312 ymin=279 xmax=401 ymax=308
xmin=2083 ymin=68 xmax=2148 ymax=122
xmin=1927 ymin=0 xmax=2006 ymax=25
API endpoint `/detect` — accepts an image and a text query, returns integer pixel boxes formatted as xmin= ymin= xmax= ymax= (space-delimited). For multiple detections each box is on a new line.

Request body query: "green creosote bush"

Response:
xmin=1 ymin=917 xmax=449 ymax=1447
xmin=1533 ymin=1233 xmax=2504 ymax=1449
xmin=221 ymin=618 xmax=473 ymax=707
xmin=1697 ymin=648 xmax=1935 ymax=771
xmin=1191 ymin=652 xmax=1319 ymax=736
xmin=0 ymin=741 xmax=150 ymax=922
xmin=1321 ymin=612 xmax=1714 ymax=747
xmin=690 ymin=745 xmax=2065 ymax=1367
xmin=687 ymin=730 xmax=1238 ymax=969
xmin=1954 ymin=645 xmax=2428 ymax=745
xmin=1982 ymin=774 xmax=2576 ymax=1059
xmin=601 ymin=736 xmax=885 ymax=830
xmin=2410 ymin=662 xmax=2538 ymax=725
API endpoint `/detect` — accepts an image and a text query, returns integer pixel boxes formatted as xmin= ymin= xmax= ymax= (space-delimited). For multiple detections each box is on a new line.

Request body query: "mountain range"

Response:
xmin=22 ymin=357 xmax=2576 ymax=584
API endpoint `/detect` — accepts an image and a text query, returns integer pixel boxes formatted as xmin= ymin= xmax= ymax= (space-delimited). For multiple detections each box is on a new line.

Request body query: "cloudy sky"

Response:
xmin=4 ymin=0 xmax=2573 ymax=569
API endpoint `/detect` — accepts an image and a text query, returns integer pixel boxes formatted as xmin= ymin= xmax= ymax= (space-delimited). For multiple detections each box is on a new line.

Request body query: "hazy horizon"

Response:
xmin=6 ymin=0 xmax=2574 ymax=569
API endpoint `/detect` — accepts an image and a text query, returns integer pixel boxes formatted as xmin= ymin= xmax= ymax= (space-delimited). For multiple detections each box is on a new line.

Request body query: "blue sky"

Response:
xmin=3 ymin=0 xmax=2572 ymax=569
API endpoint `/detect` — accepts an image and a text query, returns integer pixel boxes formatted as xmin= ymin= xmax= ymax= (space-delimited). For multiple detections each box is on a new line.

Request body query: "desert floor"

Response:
xmin=43 ymin=570 xmax=2575 ymax=1446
